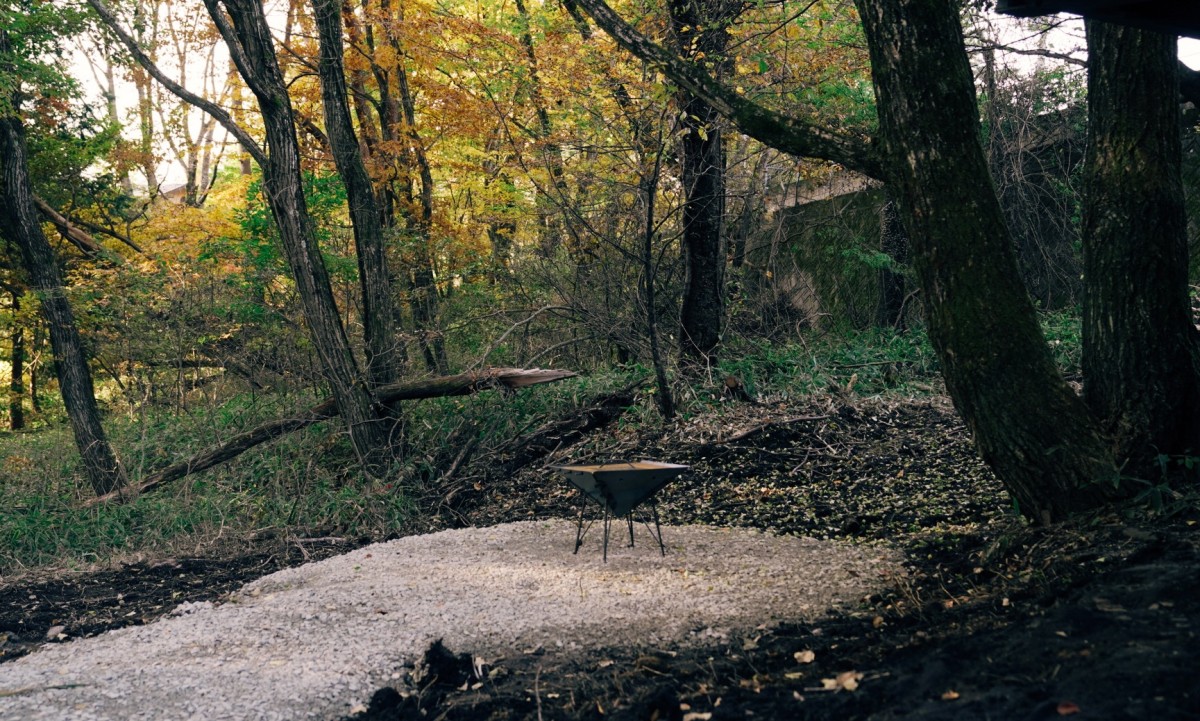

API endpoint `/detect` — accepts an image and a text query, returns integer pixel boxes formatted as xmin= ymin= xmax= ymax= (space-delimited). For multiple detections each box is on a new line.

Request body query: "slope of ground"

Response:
xmin=2 ymin=394 xmax=1198 ymax=720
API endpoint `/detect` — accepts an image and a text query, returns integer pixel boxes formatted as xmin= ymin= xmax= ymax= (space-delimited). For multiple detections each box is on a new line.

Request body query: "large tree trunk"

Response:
xmin=669 ymin=0 xmax=731 ymax=366
xmin=0 ymin=106 xmax=127 ymax=496
xmin=855 ymin=0 xmax=1116 ymax=522
xmin=312 ymin=0 xmax=399 ymax=391
xmin=204 ymin=0 xmax=391 ymax=476
xmin=1082 ymin=22 xmax=1200 ymax=477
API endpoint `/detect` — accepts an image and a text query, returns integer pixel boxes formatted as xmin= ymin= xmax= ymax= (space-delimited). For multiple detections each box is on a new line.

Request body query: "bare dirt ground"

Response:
xmin=2 ymin=395 xmax=1198 ymax=720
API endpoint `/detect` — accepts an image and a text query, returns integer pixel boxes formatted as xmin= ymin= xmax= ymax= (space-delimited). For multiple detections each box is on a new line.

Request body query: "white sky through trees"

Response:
xmin=67 ymin=7 xmax=1200 ymax=190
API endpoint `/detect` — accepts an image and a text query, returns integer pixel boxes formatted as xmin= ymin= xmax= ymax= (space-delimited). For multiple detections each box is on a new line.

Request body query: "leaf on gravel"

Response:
xmin=1057 ymin=701 xmax=1081 ymax=716
xmin=940 ymin=689 xmax=960 ymax=700
xmin=682 ymin=713 xmax=712 ymax=721
xmin=742 ymin=635 xmax=760 ymax=650
xmin=794 ymin=649 xmax=816 ymax=664
xmin=820 ymin=671 xmax=863 ymax=691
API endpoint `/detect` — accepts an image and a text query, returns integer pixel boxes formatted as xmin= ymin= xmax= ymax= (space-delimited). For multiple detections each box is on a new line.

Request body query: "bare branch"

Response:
xmin=85 ymin=0 xmax=267 ymax=167
xmin=571 ymin=0 xmax=883 ymax=177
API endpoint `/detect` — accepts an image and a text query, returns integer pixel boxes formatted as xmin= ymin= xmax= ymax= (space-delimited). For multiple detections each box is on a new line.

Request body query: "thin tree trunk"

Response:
xmin=229 ymin=61 xmax=253 ymax=175
xmin=203 ymin=0 xmax=392 ymax=476
xmin=855 ymin=0 xmax=1116 ymax=523
xmin=875 ymin=196 xmax=908 ymax=330
xmin=313 ymin=0 xmax=399 ymax=390
xmin=29 ymin=320 xmax=41 ymax=413
xmin=514 ymin=0 xmax=570 ymax=256
xmin=132 ymin=0 xmax=160 ymax=192
xmin=0 ymin=90 xmax=127 ymax=495
xmin=8 ymin=290 xmax=24 ymax=430
xmin=1081 ymin=22 xmax=1200 ymax=476
xmin=669 ymin=0 xmax=732 ymax=368
xmin=639 ymin=130 xmax=675 ymax=420
xmin=381 ymin=0 xmax=448 ymax=374
xmin=96 ymin=55 xmax=134 ymax=194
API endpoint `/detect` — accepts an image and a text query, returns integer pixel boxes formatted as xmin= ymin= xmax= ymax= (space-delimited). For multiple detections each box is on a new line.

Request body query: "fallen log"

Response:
xmin=34 ymin=196 xmax=106 ymax=257
xmin=87 ymin=367 xmax=577 ymax=506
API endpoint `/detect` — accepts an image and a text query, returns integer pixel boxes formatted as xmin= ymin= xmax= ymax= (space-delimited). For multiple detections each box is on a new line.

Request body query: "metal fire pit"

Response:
xmin=550 ymin=460 xmax=689 ymax=561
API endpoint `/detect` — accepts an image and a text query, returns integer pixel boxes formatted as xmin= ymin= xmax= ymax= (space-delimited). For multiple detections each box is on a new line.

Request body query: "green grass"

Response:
xmin=717 ymin=326 xmax=939 ymax=401
xmin=0 ymin=314 xmax=1083 ymax=575
xmin=0 ymin=369 xmax=643 ymax=575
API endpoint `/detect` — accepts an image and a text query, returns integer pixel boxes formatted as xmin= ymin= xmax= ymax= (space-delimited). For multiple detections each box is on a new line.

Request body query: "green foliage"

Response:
xmin=0 ymin=367 xmax=645 ymax=573
xmin=0 ymin=1 xmax=87 ymax=116
xmin=24 ymin=101 xmax=126 ymax=204
xmin=1039 ymin=308 xmax=1082 ymax=376
xmin=775 ymin=189 xmax=895 ymax=329
xmin=0 ymin=392 xmax=405 ymax=572
xmin=1124 ymin=454 xmax=1200 ymax=518
xmin=718 ymin=326 xmax=938 ymax=402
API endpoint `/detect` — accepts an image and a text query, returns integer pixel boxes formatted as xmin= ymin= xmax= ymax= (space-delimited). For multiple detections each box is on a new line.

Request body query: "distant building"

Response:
xmin=157 ymin=183 xmax=188 ymax=204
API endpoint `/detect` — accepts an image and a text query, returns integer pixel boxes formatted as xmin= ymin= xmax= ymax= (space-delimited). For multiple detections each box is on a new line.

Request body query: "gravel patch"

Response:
xmin=0 ymin=520 xmax=903 ymax=721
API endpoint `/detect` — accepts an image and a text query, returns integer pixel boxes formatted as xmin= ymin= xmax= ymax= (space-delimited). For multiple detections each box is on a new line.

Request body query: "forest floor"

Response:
xmin=2 ymin=393 xmax=1198 ymax=720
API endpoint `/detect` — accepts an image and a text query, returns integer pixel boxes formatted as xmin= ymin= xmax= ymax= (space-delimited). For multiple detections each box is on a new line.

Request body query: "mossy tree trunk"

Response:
xmin=0 ymin=100 xmax=127 ymax=495
xmin=1081 ymin=22 xmax=1200 ymax=478
xmin=856 ymin=0 xmax=1117 ymax=522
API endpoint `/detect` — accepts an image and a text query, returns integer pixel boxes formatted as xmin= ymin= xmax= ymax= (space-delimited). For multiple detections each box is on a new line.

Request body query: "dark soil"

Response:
xmin=3 ymin=395 xmax=1199 ymax=721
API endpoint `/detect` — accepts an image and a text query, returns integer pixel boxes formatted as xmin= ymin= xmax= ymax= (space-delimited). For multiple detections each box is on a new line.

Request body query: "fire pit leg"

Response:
xmin=574 ymin=507 xmax=586 ymax=554
xmin=627 ymin=514 xmax=636 ymax=548
xmin=602 ymin=504 xmax=611 ymax=562
xmin=651 ymin=501 xmax=666 ymax=556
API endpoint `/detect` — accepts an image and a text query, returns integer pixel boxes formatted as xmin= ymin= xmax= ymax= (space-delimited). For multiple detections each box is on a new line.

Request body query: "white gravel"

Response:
xmin=0 ymin=520 xmax=903 ymax=721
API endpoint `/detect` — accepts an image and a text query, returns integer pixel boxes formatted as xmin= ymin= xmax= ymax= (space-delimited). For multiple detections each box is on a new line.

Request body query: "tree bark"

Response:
xmin=8 ymin=290 xmax=24 ymax=430
xmin=1081 ymin=22 xmax=1200 ymax=476
xmin=312 ymin=0 xmax=399 ymax=391
xmin=875 ymin=196 xmax=908 ymax=330
xmin=202 ymin=0 xmax=391 ymax=476
xmin=0 ymin=102 xmax=127 ymax=495
xmin=855 ymin=0 xmax=1116 ymax=522
xmin=669 ymin=0 xmax=732 ymax=366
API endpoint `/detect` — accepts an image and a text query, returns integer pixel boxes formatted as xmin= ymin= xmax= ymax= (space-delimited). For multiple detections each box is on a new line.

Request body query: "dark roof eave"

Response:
xmin=995 ymin=0 xmax=1200 ymax=39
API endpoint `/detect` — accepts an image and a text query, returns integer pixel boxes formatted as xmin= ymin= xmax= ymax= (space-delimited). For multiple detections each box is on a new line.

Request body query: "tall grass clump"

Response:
xmin=716 ymin=326 xmax=939 ymax=403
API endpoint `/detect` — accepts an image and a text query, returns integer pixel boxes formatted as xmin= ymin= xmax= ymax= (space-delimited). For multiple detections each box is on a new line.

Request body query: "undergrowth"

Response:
xmin=0 ymin=316 xmax=1078 ymax=575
